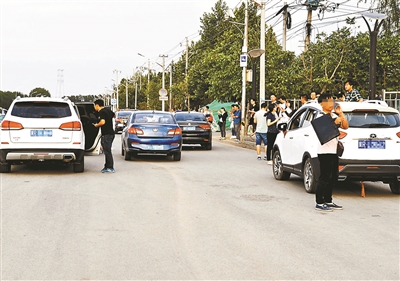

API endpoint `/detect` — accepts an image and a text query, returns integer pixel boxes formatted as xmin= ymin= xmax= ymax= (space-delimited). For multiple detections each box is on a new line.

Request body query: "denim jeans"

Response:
xmin=101 ymin=134 xmax=115 ymax=169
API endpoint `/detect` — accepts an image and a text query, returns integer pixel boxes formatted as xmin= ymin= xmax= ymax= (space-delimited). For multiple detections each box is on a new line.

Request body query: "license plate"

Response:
xmin=30 ymin=130 xmax=53 ymax=137
xmin=358 ymin=140 xmax=385 ymax=149
xmin=185 ymin=126 xmax=196 ymax=131
xmin=149 ymin=145 xmax=164 ymax=150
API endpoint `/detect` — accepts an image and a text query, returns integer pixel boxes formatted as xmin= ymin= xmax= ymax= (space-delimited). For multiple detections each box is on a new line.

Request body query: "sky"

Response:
xmin=0 ymin=0 xmax=372 ymax=98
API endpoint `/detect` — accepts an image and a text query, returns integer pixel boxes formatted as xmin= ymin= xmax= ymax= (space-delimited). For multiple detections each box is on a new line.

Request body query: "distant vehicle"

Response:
xmin=115 ymin=110 xmax=133 ymax=133
xmin=174 ymin=111 xmax=212 ymax=150
xmin=121 ymin=110 xmax=182 ymax=161
xmin=272 ymin=102 xmax=400 ymax=194
xmin=0 ymin=97 xmax=100 ymax=173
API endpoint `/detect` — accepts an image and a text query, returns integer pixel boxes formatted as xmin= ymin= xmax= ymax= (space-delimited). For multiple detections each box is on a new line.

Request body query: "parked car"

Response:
xmin=174 ymin=111 xmax=212 ymax=150
xmin=115 ymin=110 xmax=133 ymax=133
xmin=0 ymin=97 xmax=99 ymax=173
xmin=272 ymin=102 xmax=400 ymax=194
xmin=121 ymin=110 xmax=182 ymax=161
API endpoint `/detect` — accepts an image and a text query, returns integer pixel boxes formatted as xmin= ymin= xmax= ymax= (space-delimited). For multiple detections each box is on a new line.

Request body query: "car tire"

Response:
xmin=272 ymin=150 xmax=290 ymax=180
xmin=205 ymin=142 xmax=212 ymax=150
xmin=173 ymin=152 xmax=181 ymax=161
xmin=73 ymin=157 xmax=84 ymax=173
xmin=124 ymin=151 xmax=131 ymax=161
xmin=389 ymin=181 xmax=400 ymax=194
xmin=0 ymin=163 xmax=11 ymax=173
xmin=303 ymin=157 xmax=317 ymax=193
xmin=121 ymin=145 xmax=125 ymax=156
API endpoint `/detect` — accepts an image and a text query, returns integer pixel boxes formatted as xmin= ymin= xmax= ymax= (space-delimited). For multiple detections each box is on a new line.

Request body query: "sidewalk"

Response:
xmin=213 ymin=132 xmax=259 ymax=150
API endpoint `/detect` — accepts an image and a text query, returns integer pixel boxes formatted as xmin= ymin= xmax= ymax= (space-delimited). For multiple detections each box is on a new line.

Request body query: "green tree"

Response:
xmin=29 ymin=87 xmax=51 ymax=97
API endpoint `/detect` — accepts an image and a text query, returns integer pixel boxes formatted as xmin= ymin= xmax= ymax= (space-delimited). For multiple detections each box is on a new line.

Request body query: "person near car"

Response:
xmin=314 ymin=93 xmax=349 ymax=212
xmin=253 ymin=102 xmax=268 ymax=160
xmin=300 ymin=94 xmax=309 ymax=105
xmin=231 ymin=104 xmax=241 ymax=141
xmin=344 ymin=80 xmax=363 ymax=102
xmin=93 ymin=99 xmax=116 ymax=173
xmin=248 ymin=98 xmax=259 ymax=133
xmin=217 ymin=107 xmax=228 ymax=140
xmin=266 ymin=103 xmax=281 ymax=164
xmin=203 ymin=106 xmax=213 ymax=124
xmin=310 ymin=92 xmax=317 ymax=101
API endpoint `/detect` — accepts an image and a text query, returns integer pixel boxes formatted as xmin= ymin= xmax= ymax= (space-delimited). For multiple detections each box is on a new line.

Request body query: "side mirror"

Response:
xmin=278 ymin=123 xmax=287 ymax=131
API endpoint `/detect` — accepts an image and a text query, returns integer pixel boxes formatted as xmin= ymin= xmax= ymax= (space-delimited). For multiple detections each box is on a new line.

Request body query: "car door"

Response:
xmin=74 ymin=102 xmax=101 ymax=154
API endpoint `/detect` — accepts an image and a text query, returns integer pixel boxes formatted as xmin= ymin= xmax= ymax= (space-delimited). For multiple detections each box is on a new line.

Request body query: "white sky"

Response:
xmin=0 ymin=0 xmax=371 ymax=97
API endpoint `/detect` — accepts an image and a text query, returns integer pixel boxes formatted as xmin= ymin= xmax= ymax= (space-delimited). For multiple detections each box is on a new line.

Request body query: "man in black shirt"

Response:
xmin=94 ymin=99 xmax=115 ymax=173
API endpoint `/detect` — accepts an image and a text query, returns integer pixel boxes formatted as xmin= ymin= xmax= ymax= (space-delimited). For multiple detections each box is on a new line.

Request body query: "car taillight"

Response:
xmin=199 ymin=124 xmax=211 ymax=130
xmin=128 ymin=127 xmax=144 ymax=135
xmin=397 ymin=132 xmax=400 ymax=138
xmin=168 ymin=128 xmax=182 ymax=135
xmin=59 ymin=121 xmax=81 ymax=131
xmin=339 ymin=131 xmax=347 ymax=139
xmin=1 ymin=120 xmax=24 ymax=130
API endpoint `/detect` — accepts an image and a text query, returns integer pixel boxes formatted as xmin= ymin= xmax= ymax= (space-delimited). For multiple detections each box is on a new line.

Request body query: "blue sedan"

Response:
xmin=121 ymin=111 xmax=182 ymax=161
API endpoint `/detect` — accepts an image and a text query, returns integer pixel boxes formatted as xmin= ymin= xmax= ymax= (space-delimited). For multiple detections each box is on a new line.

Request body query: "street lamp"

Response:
xmin=361 ymin=12 xmax=386 ymax=100
xmin=248 ymin=49 xmax=265 ymax=101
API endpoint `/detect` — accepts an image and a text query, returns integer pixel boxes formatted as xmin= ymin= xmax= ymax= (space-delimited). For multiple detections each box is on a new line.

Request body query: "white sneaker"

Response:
xmin=267 ymin=160 xmax=273 ymax=165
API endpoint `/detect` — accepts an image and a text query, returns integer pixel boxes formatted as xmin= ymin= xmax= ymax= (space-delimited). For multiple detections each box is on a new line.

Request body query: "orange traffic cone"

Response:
xmin=361 ymin=181 xmax=365 ymax=197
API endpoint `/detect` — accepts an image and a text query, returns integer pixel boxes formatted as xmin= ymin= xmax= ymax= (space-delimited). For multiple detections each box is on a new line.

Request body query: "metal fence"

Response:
xmin=383 ymin=90 xmax=400 ymax=111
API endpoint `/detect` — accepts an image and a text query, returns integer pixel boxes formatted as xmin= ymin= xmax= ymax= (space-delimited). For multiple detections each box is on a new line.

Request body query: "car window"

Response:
xmin=133 ymin=113 xmax=174 ymax=124
xmin=11 ymin=102 xmax=72 ymax=118
xmin=345 ymin=111 xmax=400 ymax=128
xmin=116 ymin=112 xmax=132 ymax=118
xmin=175 ymin=113 xmax=206 ymax=122
xmin=302 ymin=109 xmax=318 ymax=128
xmin=288 ymin=108 xmax=307 ymax=130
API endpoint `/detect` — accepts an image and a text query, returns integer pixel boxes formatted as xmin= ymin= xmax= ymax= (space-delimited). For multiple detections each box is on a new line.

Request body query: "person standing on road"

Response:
xmin=266 ymin=103 xmax=281 ymax=165
xmin=314 ymin=93 xmax=349 ymax=212
xmin=94 ymin=99 xmax=115 ymax=173
xmin=253 ymin=102 xmax=268 ymax=160
xmin=232 ymin=104 xmax=241 ymax=142
xmin=345 ymin=80 xmax=363 ymax=102
xmin=218 ymin=107 xmax=228 ymax=140
xmin=248 ymin=98 xmax=259 ymax=133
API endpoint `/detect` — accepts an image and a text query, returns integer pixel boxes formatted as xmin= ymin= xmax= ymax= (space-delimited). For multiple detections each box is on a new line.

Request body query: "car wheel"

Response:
xmin=124 ymin=151 xmax=131 ymax=161
xmin=0 ymin=163 xmax=11 ymax=173
xmin=303 ymin=157 xmax=317 ymax=193
xmin=173 ymin=152 xmax=181 ymax=161
xmin=73 ymin=157 xmax=84 ymax=173
xmin=205 ymin=142 xmax=212 ymax=150
xmin=272 ymin=150 xmax=290 ymax=180
xmin=389 ymin=181 xmax=400 ymax=194
xmin=121 ymin=144 xmax=125 ymax=156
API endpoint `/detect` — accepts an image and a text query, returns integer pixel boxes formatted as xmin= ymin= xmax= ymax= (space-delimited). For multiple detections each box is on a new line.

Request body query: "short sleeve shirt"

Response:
xmin=99 ymin=107 xmax=115 ymax=136
xmin=254 ymin=109 xmax=268 ymax=133
xmin=345 ymin=89 xmax=362 ymax=102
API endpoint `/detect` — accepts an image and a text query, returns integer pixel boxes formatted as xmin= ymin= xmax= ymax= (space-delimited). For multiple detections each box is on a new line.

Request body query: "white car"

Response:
xmin=0 ymin=97 xmax=99 ymax=173
xmin=272 ymin=102 xmax=400 ymax=194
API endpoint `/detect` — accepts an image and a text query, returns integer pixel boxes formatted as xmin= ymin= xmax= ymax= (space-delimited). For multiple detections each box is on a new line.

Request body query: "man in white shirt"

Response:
xmin=314 ymin=93 xmax=348 ymax=212
xmin=253 ymin=102 xmax=268 ymax=160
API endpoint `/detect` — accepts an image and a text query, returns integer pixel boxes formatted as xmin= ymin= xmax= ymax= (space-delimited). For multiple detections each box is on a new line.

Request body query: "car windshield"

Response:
xmin=345 ymin=111 xmax=400 ymax=128
xmin=11 ymin=102 xmax=72 ymax=118
xmin=175 ymin=113 xmax=206 ymax=122
xmin=116 ymin=111 xmax=132 ymax=118
xmin=133 ymin=113 xmax=174 ymax=124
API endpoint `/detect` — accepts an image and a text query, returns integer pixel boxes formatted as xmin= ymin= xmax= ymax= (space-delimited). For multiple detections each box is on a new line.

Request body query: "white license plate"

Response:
xmin=30 ymin=130 xmax=53 ymax=137
xmin=185 ymin=126 xmax=196 ymax=131
xmin=358 ymin=140 xmax=385 ymax=149
xmin=149 ymin=145 xmax=164 ymax=150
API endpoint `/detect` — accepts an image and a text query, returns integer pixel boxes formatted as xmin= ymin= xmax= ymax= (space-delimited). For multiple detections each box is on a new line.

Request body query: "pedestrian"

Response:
xmin=336 ymin=92 xmax=345 ymax=101
xmin=253 ymin=102 xmax=268 ymax=160
xmin=248 ymin=98 xmax=259 ymax=133
xmin=218 ymin=107 xmax=228 ymax=140
xmin=310 ymin=92 xmax=317 ymax=101
xmin=314 ymin=93 xmax=348 ymax=212
xmin=344 ymin=80 xmax=363 ymax=102
xmin=266 ymin=103 xmax=281 ymax=164
xmin=203 ymin=106 xmax=213 ymax=124
xmin=300 ymin=94 xmax=309 ymax=105
xmin=231 ymin=104 xmax=241 ymax=141
xmin=93 ymin=99 xmax=116 ymax=173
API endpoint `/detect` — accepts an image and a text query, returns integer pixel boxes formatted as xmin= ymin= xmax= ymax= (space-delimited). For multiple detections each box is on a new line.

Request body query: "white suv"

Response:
xmin=272 ymin=102 xmax=400 ymax=194
xmin=0 ymin=97 xmax=86 ymax=173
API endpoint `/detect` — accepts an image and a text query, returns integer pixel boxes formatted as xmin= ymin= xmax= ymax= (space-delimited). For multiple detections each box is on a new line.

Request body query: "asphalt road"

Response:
xmin=1 ymin=134 xmax=399 ymax=280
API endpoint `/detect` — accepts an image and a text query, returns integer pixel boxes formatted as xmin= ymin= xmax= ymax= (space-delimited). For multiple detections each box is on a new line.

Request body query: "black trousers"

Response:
xmin=219 ymin=121 xmax=226 ymax=137
xmin=316 ymin=154 xmax=338 ymax=204
xmin=266 ymin=132 xmax=278 ymax=160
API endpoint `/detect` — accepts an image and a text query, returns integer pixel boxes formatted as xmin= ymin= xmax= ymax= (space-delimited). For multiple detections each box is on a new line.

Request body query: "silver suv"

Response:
xmin=0 ymin=97 xmax=90 ymax=173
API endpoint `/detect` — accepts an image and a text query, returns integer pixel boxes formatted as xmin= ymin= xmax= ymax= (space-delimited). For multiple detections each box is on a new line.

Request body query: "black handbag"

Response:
xmin=337 ymin=141 xmax=344 ymax=157
xmin=311 ymin=113 xmax=340 ymax=145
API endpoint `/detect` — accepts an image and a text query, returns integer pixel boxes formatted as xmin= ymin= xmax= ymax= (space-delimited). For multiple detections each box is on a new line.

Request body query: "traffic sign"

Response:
xmin=159 ymin=88 xmax=168 ymax=97
xmin=111 ymin=98 xmax=117 ymax=105
xmin=159 ymin=96 xmax=168 ymax=101
xmin=240 ymin=54 xmax=247 ymax=67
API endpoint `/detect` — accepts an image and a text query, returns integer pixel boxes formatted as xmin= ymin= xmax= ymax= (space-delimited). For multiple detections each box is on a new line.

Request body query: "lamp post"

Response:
xmin=240 ymin=0 xmax=249 ymax=142
xmin=361 ymin=12 xmax=386 ymax=100
xmin=248 ymin=49 xmax=265 ymax=101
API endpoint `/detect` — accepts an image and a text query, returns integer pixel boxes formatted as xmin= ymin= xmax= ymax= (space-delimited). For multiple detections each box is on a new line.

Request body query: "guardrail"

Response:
xmin=383 ymin=90 xmax=400 ymax=111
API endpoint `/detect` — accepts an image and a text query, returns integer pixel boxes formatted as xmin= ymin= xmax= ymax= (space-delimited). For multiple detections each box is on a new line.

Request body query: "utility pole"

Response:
xmin=185 ymin=37 xmax=190 ymax=110
xmin=113 ymin=69 xmax=121 ymax=111
xmin=240 ymin=0 xmax=248 ymax=142
xmin=283 ymin=2 xmax=288 ymax=51
xmin=305 ymin=0 xmax=319 ymax=51
xmin=125 ymin=78 xmax=129 ymax=109
xmin=159 ymin=54 xmax=168 ymax=111
xmin=170 ymin=60 xmax=173 ymax=111
xmin=259 ymin=1 xmax=266 ymax=104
